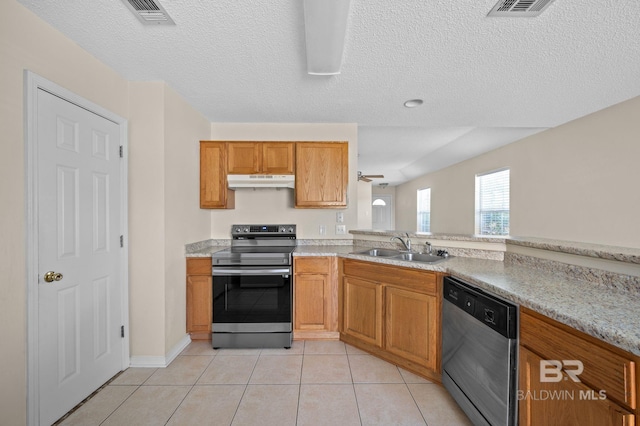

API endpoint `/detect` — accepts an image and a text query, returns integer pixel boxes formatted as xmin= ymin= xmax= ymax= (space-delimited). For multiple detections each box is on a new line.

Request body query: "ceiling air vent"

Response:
xmin=121 ymin=0 xmax=175 ymax=25
xmin=488 ymin=0 xmax=556 ymax=17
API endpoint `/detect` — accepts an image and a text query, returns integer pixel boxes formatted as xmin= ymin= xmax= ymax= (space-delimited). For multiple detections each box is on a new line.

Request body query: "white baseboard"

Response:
xmin=129 ymin=334 xmax=192 ymax=368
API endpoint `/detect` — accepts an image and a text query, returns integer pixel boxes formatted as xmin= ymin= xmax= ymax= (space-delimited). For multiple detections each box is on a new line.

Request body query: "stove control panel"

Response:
xmin=231 ymin=224 xmax=296 ymax=237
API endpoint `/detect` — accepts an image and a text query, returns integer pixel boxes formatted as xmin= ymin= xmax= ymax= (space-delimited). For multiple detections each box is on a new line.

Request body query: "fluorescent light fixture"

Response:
xmin=303 ymin=0 xmax=352 ymax=75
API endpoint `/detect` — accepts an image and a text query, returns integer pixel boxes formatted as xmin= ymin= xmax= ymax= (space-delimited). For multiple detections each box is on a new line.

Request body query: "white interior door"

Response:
xmin=372 ymin=194 xmax=393 ymax=230
xmin=36 ymin=89 xmax=124 ymax=425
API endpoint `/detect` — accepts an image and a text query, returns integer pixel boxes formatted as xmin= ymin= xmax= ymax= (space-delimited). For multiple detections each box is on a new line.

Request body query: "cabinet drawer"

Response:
xmin=294 ymin=257 xmax=331 ymax=274
xmin=520 ymin=308 xmax=636 ymax=410
xmin=342 ymin=259 xmax=436 ymax=294
xmin=187 ymin=258 xmax=212 ymax=275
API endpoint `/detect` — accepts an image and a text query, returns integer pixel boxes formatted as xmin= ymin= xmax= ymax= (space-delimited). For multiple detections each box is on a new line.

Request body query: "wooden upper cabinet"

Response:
xmin=200 ymin=141 xmax=235 ymax=209
xmin=263 ymin=142 xmax=295 ymax=174
xmin=228 ymin=142 xmax=261 ymax=174
xmin=295 ymin=142 xmax=348 ymax=208
xmin=227 ymin=142 xmax=295 ymax=174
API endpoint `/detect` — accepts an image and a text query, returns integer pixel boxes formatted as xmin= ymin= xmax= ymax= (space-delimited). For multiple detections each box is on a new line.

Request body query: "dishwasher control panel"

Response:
xmin=443 ymin=276 xmax=517 ymax=339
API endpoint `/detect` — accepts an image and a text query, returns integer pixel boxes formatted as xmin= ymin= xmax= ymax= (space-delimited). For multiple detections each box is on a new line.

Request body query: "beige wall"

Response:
xmin=1 ymin=2 xmax=130 ymax=423
xmin=128 ymin=82 xmax=167 ymax=357
xmin=163 ymin=86 xmax=211 ymax=351
xmin=1 ymin=2 xmax=212 ymax=423
xmin=396 ymin=96 xmax=640 ymax=248
xmin=357 ymin=180 xmax=373 ymax=229
xmin=209 ymin=123 xmax=358 ymax=239
xmin=127 ymin=81 xmax=212 ymax=357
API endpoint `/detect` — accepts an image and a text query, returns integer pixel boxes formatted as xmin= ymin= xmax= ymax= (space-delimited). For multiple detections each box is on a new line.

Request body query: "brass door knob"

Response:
xmin=44 ymin=271 xmax=63 ymax=282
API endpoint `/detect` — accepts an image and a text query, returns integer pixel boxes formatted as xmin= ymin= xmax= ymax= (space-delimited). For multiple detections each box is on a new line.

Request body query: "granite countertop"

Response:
xmin=187 ymin=241 xmax=640 ymax=356
xmin=295 ymin=245 xmax=640 ymax=357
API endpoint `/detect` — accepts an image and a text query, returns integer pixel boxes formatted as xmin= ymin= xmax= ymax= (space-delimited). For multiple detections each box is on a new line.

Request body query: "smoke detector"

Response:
xmin=488 ymin=0 xmax=556 ymax=17
xmin=121 ymin=0 xmax=175 ymax=25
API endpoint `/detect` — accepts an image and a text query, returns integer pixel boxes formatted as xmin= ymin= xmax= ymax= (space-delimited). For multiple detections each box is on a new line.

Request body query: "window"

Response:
xmin=417 ymin=188 xmax=431 ymax=232
xmin=475 ymin=169 xmax=510 ymax=235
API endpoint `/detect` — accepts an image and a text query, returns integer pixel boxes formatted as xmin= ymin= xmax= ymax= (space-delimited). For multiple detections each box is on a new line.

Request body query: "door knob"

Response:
xmin=44 ymin=271 xmax=63 ymax=282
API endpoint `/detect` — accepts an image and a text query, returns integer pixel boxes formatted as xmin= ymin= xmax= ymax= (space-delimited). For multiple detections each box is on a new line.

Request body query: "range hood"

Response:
xmin=227 ymin=174 xmax=295 ymax=189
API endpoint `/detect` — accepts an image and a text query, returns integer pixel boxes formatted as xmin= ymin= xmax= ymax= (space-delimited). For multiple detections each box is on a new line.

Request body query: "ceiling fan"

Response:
xmin=358 ymin=171 xmax=385 ymax=182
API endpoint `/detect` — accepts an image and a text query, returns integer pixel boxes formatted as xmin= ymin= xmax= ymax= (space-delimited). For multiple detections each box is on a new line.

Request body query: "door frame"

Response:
xmin=24 ymin=71 xmax=130 ymax=426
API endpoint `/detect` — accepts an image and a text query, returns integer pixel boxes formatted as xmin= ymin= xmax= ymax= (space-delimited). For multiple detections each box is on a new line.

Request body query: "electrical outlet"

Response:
xmin=336 ymin=224 xmax=346 ymax=235
xmin=336 ymin=212 xmax=344 ymax=223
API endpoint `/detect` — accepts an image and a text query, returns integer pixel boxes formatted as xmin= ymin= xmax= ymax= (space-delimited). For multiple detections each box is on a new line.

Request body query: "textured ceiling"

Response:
xmin=17 ymin=0 xmax=640 ymax=185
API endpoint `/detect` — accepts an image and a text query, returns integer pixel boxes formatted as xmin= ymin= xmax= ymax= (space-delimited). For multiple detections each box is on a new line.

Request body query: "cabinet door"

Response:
xmin=294 ymin=272 xmax=330 ymax=331
xmin=295 ymin=142 xmax=348 ymax=208
xmin=186 ymin=274 xmax=212 ymax=334
xmin=228 ymin=142 xmax=261 ymax=174
xmin=263 ymin=142 xmax=295 ymax=174
xmin=519 ymin=347 xmax=634 ymax=426
xmin=385 ymin=286 xmax=437 ymax=370
xmin=342 ymin=276 xmax=382 ymax=347
xmin=200 ymin=141 xmax=234 ymax=209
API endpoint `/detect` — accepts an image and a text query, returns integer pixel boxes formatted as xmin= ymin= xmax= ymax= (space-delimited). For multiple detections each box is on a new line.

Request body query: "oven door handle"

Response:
xmin=212 ymin=267 xmax=292 ymax=276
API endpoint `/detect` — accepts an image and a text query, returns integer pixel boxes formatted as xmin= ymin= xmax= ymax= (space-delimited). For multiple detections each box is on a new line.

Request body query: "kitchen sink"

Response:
xmin=392 ymin=253 xmax=447 ymax=263
xmin=354 ymin=248 xmax=402 ymax=257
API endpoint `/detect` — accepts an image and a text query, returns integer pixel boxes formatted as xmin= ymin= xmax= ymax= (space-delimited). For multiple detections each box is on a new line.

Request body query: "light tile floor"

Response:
xmin=57 ymin=340 xmax=472 ymax=426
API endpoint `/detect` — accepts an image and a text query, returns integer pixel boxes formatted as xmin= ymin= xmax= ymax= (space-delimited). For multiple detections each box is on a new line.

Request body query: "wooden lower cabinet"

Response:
xmin=342 ymin=276 xmax=383 ymax=347
xmin=385 ymin=285 xmax=437 ymax=371
xmin=339 ymin=258 xmax=442 ymax=382
xmin=293 ymin=256 xmax=339 ymax=340
xmin=519 ymin=307 xmax=638 ymax=426
xmin=186 ymin=258 xmax=212 ymax=340
xmin=519 ymin=347 xmax=634 ymax=426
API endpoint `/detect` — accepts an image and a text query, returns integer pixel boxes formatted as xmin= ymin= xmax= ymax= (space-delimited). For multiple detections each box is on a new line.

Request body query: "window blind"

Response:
xmin=476 ymin=169 xmax=509 ymax=235
xmin=417 ymin=188 xmax=431 ymax=232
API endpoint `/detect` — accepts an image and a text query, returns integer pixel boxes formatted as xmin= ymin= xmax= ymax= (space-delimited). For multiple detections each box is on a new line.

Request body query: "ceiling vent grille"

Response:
xmin=121 ymin=0 xmax=175 ymax=25
xmin=488 ymin=0 xmax=555 ymax=17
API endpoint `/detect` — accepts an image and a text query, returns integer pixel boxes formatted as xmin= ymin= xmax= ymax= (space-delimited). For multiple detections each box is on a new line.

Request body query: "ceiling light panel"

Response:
xmin=303 ymin=0 xmax=352 ymax=75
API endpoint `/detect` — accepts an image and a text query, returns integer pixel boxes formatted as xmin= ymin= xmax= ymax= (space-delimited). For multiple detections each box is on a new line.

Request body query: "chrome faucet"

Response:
xmin=390 ymin=233 xmax=412 ymax=252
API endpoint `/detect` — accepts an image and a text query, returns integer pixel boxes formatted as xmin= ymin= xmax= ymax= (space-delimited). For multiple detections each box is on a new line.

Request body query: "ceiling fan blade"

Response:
xmin=364 ymin=174 xmax=384 ymax=179
xmin=360 ymin=176 xmax=372 ymax=182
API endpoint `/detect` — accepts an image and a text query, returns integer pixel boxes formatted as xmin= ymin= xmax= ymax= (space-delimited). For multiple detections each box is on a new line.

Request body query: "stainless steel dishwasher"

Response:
xmin=442 ymin=276 xmax=518 ymax=426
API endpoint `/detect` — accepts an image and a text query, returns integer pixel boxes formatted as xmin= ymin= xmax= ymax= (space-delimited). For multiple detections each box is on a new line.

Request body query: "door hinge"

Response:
xmin=119 ymin=146 xmax=123 ymax=158
xmin=121 ymin=325 xmax=125 ymax=338
xmin=120 ymin=235 xmax=124 ymax=247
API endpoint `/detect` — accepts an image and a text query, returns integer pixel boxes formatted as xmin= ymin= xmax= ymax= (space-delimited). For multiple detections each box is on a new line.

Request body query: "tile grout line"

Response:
xmin=295 ymin=343 xmax=305 ymax=426
xmin=53 ymin=370 xmax=128 ymax=425
xmin=227 ymin=348 xmax=262 ymax=426
xmin=162 ymin=352 xmax=218 ymax=425
xmin=345 ymin=350 xmax=364 ymax=425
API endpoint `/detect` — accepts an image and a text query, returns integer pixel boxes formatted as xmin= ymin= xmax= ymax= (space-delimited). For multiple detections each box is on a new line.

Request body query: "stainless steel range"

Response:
xmin=211 ymin=224 xmax=296 ymax=349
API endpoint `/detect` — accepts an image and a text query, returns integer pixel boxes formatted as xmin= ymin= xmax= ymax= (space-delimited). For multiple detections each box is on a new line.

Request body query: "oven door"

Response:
xmin=212 ymin=266 xmax=292 ymax=333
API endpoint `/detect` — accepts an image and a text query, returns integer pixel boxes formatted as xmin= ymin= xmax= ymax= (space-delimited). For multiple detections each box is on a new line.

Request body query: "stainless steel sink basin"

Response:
xmin=354 ymin=248 xmax=401 ymax=257
xmin=392 ymin=253 xmax=446 ymax=263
